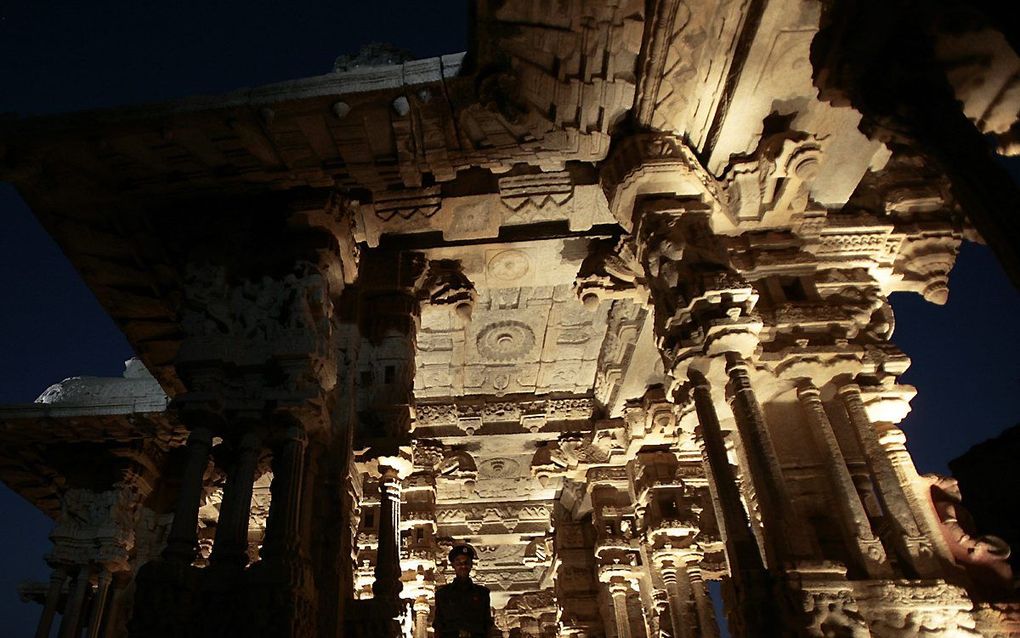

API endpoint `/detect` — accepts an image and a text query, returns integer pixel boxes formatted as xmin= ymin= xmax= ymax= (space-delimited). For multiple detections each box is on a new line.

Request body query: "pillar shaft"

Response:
xmin=691 ymin=376 xmax=779 ymax=638
xmin=35 ymin=566 xmax=67 ymax=638
xmin=726 ymin=359 xmax=809 ymax=562
xmin=59 ymin=565 xmax=92 ymax=638
xmin=839 ymin=385 xmax=937 ymax=576
xmin=610 ymin=585 xmax=632 ymax=638
xmin=798 ymin=385 xmax=889 ymax=576
xmin=372 ymin=465 xmax=404 ymax=611
xmin=688 ymin=566 xmax=719 ymax=638
xmin=210 ymin=431 xmax=261 ymax=567
xmin=413 ymin=601 xmax=430 ymax=638
xmin=163 ymin=426 xmax=213 ymax=562
xmin=260 ymin=425 xmax=308 ymax=560
xmin=691 ymin=381 xmax=762 ymax=575
xmin=86 ymin=569 xmax=113 ymax=638
xmin=661 ymin=569 xmax=693 ymax=638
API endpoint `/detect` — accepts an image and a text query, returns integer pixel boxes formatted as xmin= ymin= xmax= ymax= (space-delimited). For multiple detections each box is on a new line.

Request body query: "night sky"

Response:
xmin=1 ymin=1 xmax=1017 ymax=633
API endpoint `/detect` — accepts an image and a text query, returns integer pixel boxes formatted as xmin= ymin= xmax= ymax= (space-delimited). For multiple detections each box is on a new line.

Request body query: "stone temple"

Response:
xmin=1 ymin=1 xmax=1019 ymax=637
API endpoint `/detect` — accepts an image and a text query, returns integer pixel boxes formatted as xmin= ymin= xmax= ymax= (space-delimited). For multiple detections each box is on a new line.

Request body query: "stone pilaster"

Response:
xmin=797 ymin=384 xmax=890 ymax=578
xmin=838 ymin=384 xmax=938 ymax=577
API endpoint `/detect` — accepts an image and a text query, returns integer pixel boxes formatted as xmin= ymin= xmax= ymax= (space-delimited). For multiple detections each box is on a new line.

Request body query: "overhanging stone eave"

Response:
xmin=0 ymin=52 xmax=467 ymax=145
xmin=0 ymin=410 xmax=184 ymax=518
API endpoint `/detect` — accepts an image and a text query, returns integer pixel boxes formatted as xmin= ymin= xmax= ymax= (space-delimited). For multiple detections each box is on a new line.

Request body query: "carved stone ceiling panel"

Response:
xmin=436 ymin=449 xmax=557 ymax=505
xmin=415 ymin=239 xmax=611 ymax=399
xmin=433 ymin=445 xmax=557 ymax=594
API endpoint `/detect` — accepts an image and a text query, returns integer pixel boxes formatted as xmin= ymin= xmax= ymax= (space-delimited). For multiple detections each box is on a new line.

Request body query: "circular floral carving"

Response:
xmin=487 ymin=250 xmax=530 ymax=282
xmin=476 ymin=320 xmax=535 ymax=361
xmin=478 ymin=457 xmax=522 ymax=479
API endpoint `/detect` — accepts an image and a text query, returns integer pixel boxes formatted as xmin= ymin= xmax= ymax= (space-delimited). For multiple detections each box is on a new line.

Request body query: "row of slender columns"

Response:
xmin=605 ymin=559 xmax=719 ymax=638
xmin=696 ymin=367 xmax=943 ymax=587
xmin=35 ymin=556 xmax=117 ymax=638
xmin=161 ymin=420 xmax=308 ymax=568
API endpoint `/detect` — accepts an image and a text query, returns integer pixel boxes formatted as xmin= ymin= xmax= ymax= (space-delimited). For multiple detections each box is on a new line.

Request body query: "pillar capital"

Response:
xmin=795 ymin=382 xmax=822 ymax=400
xmin=836 ymin=383 xmax=863 ymax=398
xmin=376 ymin=455 xmax=414 ymax=480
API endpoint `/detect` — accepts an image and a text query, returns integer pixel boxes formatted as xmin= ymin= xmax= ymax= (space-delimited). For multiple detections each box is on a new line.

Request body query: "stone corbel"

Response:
xmin=600 ymin=134 xmax=724 ymax=232
xmin=632 ymin=204 xmax=761 ymax=376
xmin=531 ymin=442 xmax=570 ymax=488
xmin=890 ymin=232 xmax=963 ymax=305
xmin=858 ymin=384 xmax=917 ymax=426
xmin=287 ymin=190 xmax=360 ymax=290
xmin=574 ymin=238 xmax=648 ymax=308
xmin=437 ymin=450 xmax=478 ymax=490
xmin=414 ymin=258 xmax=477 ymax=325
xmin=726 ymin=136 xmax=827 ymax=225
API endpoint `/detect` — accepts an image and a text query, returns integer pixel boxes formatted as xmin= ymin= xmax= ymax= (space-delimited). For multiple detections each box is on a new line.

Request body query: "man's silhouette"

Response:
xmin=433 ymin=544 xmax=494 ymax=638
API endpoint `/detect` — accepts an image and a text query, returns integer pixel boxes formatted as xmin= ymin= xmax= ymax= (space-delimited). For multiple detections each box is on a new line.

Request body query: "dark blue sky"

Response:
xmin=0 ymin=1 xmax=1017 ymax=633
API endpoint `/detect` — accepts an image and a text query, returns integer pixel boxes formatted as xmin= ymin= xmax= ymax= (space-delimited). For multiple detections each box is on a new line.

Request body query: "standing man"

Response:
xmin=433 ymin=544 xmax=495 ymax=638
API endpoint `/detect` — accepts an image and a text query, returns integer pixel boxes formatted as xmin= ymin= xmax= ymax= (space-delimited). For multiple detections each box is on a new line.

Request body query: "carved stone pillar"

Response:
xmin=726 ymin=358 xmax=810 ymax=563
xmin=373 ymin=456 xmax=411 ymax=617
xmin=60 ymin=564 xmax=92 ymax=638
xmin=686 ymin=562 xmax=719 ymax=638
xmin=260 ymin=425 xmax=308 ymax=560
xmin=838 ymin=384 xmax=937 ymax=576
xmin=690 ymin=374 xmax=777 ymax=637
xmin=35 ymin=565 xmax=67 ymax=638
xmin=413 ymin=598 xmax=430 ymax=638
xmin=210 ymin=430 xmax=262 ymax=567
xmin=877 ymin=424 xmax=954 ymax=570
xmin=608 ymin=579 xmax=633 ymax=638
xmin=797 ymin=384 xmax=890 ymax=577
xmin=86 ymin=568 xmax=113 ymax=638
xmin=163 ymin=426 xmax=214 ymax=563
xmin=658 ymin=560 xmax=694 ymax=638
xmin=690 ymin=377 xmax=762 ymax=574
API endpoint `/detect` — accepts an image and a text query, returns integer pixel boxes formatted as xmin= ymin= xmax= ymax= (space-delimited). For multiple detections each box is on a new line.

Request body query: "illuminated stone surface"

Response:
xmin=1 ymin=1 xmax=1019 ymax=637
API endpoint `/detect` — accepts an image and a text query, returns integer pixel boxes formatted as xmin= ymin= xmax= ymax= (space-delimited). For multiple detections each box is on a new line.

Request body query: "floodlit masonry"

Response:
xmin=1 ymin=1 xmax=1019 ymax=637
